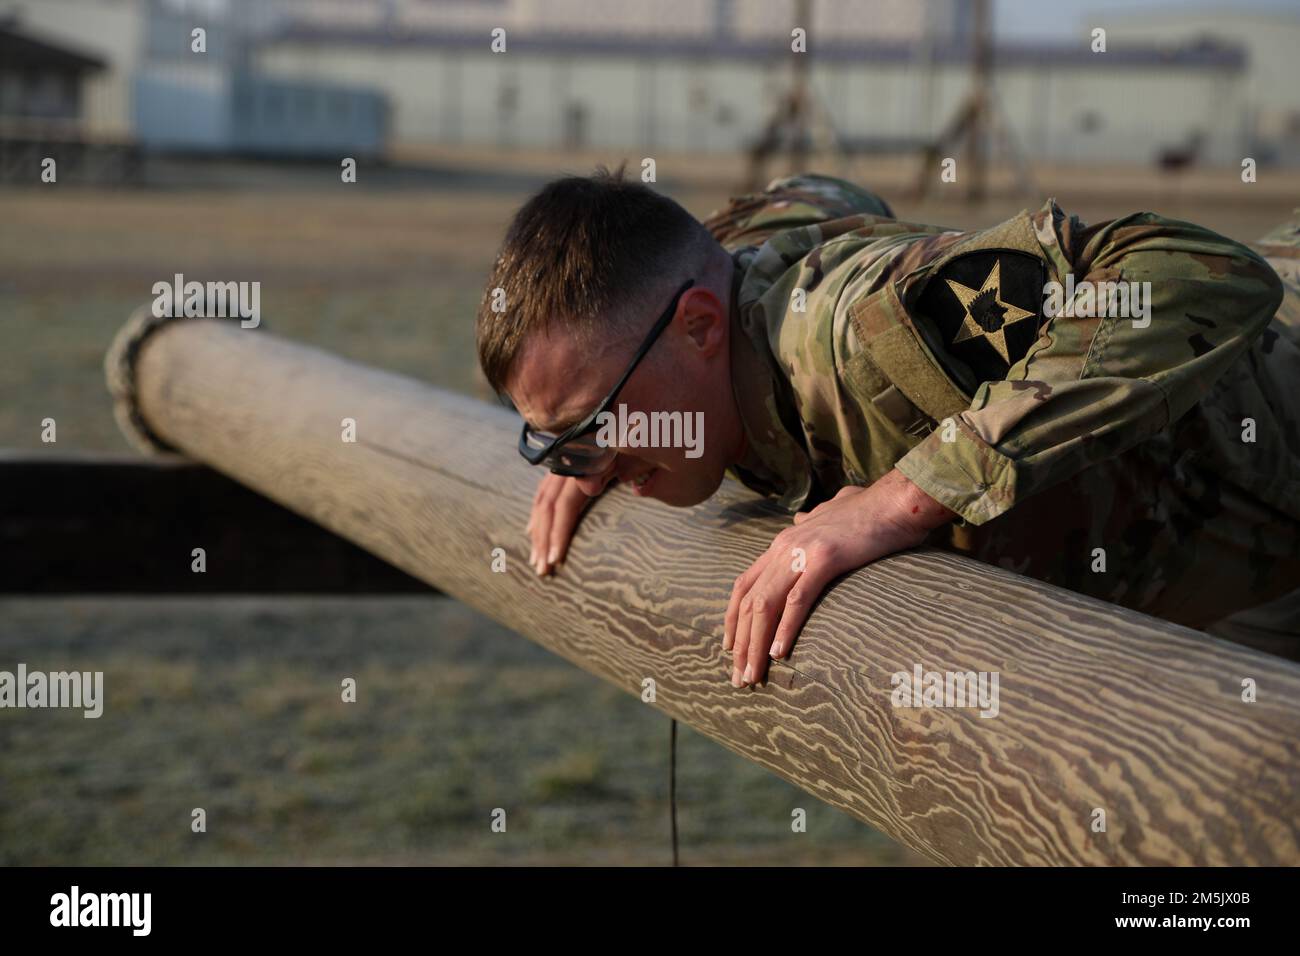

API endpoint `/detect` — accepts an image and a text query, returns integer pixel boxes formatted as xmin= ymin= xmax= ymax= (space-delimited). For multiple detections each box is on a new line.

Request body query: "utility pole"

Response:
xmin=965 ymin=0 xmax=991 ymax=203
xmin=745 ymin=0 xmax=823 ymax=190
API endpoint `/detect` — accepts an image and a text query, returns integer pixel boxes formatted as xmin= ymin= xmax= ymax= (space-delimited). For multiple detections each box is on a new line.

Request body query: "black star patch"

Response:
xmin=914 ymin=250 xmax=1046 ymax=382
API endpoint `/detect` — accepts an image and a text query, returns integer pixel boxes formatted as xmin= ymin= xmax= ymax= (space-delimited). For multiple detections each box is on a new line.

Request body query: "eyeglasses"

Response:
xmin=517 ymin=278 xmax=695 ymax=476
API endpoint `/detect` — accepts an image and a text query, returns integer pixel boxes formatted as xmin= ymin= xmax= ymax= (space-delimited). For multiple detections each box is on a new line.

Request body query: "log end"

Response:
xmin=104 ymin=303 xmax=185 ymax=455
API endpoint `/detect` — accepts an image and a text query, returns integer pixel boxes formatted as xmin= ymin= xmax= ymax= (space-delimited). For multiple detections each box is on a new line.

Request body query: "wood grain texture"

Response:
xmin=117 ymin=317 xmax=1300 ymax=866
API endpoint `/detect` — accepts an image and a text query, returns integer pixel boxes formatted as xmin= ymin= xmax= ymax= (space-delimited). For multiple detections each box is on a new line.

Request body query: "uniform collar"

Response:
xmin=726 ymin=249 xmax=814 ymax=512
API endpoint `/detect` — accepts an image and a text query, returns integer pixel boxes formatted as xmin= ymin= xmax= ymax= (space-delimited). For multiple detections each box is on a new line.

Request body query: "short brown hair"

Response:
xmin=476 ymin=162 xmax=713 ymax=393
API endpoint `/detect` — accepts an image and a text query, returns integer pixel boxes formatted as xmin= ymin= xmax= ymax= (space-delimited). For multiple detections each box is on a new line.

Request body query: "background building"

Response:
xmin=0 ymin=0 xmax=387 ymax=156
xmin=0 ymin=20 xmax=106 ymax=130
xmin=1 ymin=0 xmax=1295 ymax=167
xmin=1093 ymin=7 xmax=1300 ymax=166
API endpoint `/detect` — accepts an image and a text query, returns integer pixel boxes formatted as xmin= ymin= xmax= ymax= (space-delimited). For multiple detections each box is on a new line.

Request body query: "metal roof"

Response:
xmin=0 ymin=21 xmax=108 ymax=73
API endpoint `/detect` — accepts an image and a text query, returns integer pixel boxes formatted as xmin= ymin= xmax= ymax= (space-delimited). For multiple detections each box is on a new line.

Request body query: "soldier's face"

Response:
xmin=508 ymin=288 xmax=743 ymax=507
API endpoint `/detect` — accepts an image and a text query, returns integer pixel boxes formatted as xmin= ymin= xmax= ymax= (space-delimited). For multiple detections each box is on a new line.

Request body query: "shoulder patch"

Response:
xmin=914 ymin=250 xmax=1046 ymax=382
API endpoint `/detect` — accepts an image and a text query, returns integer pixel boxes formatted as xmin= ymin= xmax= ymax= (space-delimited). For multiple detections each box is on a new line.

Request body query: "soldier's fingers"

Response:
xmin=545 ymin=481 xmax=590 ymax=570
xmin=724 ymin=553 xmax=768 ymax=652
xmin=731 ymin=594 xmax=752 ymax=686
xmin=538 ymin=477 xmax=580 ymax=575
xmin=531 ymin=483 xmax=560 ymax=575
xmin=529 ymin=518 xmax=547 ymax=574
xmin=734 ymin=535 xmax=796 ymax=681
xmin=527 ymin=478 xmax=549 ymax=553
xmin=528 ymin=503 xmax=542 ymax=567
xmin=526 ymin=483 xmax=540 ymax=534
xmin=743 ymin=592 xmax=777 ymax=686
xmin=771 ymin=562 xmax=833 ymax=660
xmin=745 ymin=561 xmax=794 ymax=684
xmin=733 ymin=565 xmax=767 ymax=685
xmin=531 ymin=473 xmax=553 ymax=510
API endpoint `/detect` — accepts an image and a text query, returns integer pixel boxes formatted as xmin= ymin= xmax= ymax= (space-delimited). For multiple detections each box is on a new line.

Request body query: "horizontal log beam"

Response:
xmin=0 ymin=452 xmax=433 ymax=594
xmin=107 ymin=313 xmax=1300 ymax=865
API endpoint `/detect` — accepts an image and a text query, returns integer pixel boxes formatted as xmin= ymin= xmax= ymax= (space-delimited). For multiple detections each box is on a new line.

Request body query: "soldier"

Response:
xmin=476 ymin=166 xmax=1300 ymax=684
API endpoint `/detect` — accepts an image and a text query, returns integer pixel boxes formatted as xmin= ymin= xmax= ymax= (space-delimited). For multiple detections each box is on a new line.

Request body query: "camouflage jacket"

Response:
xmin=703 ymin=174 xmax=1299 ymax=626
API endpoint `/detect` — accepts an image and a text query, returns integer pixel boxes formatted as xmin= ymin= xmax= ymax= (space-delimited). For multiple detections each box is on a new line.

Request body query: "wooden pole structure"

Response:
xmin=106 ymin=312 xmax=1300 ymax=866
xmin=964 ymin=0 xmax=991 ymax=203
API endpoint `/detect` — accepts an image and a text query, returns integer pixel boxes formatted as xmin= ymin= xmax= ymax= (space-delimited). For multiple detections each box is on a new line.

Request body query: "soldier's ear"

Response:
xmin=679 ymin=288 xmax=727 ymax=354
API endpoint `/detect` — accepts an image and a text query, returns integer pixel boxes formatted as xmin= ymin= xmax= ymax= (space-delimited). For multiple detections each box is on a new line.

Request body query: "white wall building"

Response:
xmin=1088 ymin=7 xmax=1300 ymax=165
xmin=1 ymin=0 xmax=1294 ymax=166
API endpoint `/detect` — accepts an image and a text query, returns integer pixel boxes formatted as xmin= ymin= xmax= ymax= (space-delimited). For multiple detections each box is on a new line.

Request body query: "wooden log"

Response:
xmin=0 ymin=452 xmax=432 ymax=594
xmin=108 ymin=315 xmax=1300 ymax=866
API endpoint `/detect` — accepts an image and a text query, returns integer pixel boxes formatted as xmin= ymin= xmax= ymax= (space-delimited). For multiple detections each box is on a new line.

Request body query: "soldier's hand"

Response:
xmin=723 ymin=470 xmax=956 ymax=687
xmin=527 ymin=473 xmax=599 ymax=576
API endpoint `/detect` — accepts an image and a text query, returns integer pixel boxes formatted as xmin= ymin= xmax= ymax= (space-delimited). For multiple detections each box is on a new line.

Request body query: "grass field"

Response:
xmin=2 ymin=150 xmax=1294 ymax=864
xmin=0 ymin=595 xmax=923 ymax=865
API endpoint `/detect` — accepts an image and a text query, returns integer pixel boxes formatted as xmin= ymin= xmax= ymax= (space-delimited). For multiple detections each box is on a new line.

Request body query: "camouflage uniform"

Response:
xmin=703 ymin=174 xmax=1300 ymax=634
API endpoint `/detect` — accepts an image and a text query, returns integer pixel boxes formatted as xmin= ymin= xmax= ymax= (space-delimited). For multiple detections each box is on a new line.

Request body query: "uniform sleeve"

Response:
xmin=894 ymin=211 xmax=1286 ymax=525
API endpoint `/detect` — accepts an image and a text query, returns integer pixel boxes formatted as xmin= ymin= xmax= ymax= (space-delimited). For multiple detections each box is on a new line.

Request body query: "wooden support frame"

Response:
xmin=0 ymin=452 xmax=432 ymax=594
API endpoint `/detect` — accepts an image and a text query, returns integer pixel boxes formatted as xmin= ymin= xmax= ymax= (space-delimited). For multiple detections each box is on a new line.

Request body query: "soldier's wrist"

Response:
xmin=880 ymin=468 xmax=958 ymax=539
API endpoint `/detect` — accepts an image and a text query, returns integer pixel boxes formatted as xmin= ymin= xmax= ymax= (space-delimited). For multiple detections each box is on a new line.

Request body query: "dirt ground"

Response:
xmin=1 ymin=149 xmax=1293 ymax=864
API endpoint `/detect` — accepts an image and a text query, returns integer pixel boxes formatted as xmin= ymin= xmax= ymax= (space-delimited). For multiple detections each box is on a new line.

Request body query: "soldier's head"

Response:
xmin=476 ymin=164 xmax=744 ymax=506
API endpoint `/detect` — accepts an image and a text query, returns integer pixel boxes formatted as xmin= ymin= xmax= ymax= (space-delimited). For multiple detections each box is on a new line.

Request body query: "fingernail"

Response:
xmin=771 ymin=641 xmax=783 ymax=658
xmin=731 ymin=669 xmax=741 ymax=687
xmin=547 ymin=547 xmax=559 ymax=565
xmin=529 ymin=548 xmax=537 ymax=566
xmin=742 ymin=665 xmax=753 ymax=684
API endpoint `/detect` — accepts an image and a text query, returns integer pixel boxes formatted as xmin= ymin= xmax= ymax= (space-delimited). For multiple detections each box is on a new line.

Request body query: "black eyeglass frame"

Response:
xmin=517 ymin=278 xmax=696 ymax=474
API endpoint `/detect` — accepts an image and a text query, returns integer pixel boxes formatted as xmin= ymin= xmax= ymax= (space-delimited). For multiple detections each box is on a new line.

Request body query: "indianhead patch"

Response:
xmin=914 ymin=250 xmax=1046 ymax=382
